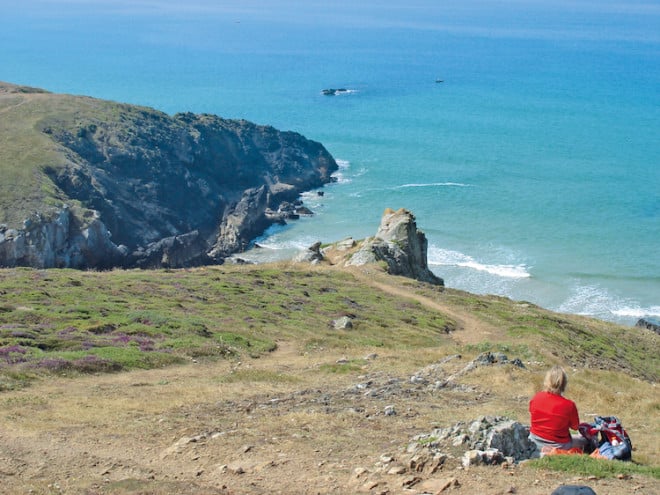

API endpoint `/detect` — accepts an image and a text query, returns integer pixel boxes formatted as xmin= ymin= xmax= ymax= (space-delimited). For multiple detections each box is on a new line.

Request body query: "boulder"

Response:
xmin=332 ymin=316 xmax=354 ymax=330
xmin=408 ymin=416 xmax=538 ymax=463
xmin=293 ymin=241 xmax=324 ymax=264
xmin=335 ymin=237 xmax=356 ymax=251
xmin=347 ymin=208 xmax=443 ymax=285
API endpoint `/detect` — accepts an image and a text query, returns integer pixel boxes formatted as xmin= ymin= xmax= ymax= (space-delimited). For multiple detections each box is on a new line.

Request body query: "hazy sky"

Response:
xmin=5 ymin=0 xmax=658 ymax=43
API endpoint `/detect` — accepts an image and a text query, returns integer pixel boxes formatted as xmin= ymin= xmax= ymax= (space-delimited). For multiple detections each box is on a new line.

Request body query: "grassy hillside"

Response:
xmin=1 ymin=263 xmax=656 ymax=390
xmin=0 ymin=81 xmax=196 ymax=229
xmin=0 ymin=264 xmax=454 ymax=389
xmin=0 ymin=262 xmax=658 ymax=494
xmin=0 ymin=82 xmax=129 ymax=227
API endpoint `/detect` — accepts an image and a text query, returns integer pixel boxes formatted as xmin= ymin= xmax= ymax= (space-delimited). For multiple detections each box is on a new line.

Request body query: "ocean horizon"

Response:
xmin=2 ymin=1 xmax=659 ymax=326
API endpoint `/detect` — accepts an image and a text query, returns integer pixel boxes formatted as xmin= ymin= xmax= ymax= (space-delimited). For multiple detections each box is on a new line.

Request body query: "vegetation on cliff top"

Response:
xmin=1 ymin=263 xmax=656 ymax=390
xmin=0 ymin=264 xmax=454 ymax=390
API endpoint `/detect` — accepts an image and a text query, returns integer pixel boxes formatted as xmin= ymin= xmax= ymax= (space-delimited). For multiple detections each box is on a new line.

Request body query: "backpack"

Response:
xmin=578 ymin=416 xmax=632 ymax=461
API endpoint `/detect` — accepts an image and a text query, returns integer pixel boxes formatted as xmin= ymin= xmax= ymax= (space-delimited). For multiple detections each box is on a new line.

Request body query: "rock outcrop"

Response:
xmin=346 ymin=208 xmax=444 ymax=285
xmin=0 ymin=83 xmax=338 ymax=269
xmin=292 ymin=241 xmax=324 ymax=264
xmin=0 ymin=207 xmax=126 ymax=270
xmin=408 ymin=416 xmax=539 ymax=464
xmin=636 ymin=317 xmax=660 ymax=335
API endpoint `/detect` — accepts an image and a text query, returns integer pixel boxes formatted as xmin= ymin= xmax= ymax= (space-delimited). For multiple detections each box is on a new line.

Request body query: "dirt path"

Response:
xmin=0 ymin=88 xmax=29 ymax=114
xmin=2 ymin=336 xmax=656 ymax=495
xmin=346 ymin=266 xmax=501 ymax=345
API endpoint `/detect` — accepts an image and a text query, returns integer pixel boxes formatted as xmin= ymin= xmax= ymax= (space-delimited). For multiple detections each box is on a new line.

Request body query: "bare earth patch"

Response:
xmin=1 ymin=337 xmax=657 ymax=495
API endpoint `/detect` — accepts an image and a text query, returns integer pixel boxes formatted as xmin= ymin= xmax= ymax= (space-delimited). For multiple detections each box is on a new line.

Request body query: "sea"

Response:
xmin=2 ymin=1 xmax=659 ymax=326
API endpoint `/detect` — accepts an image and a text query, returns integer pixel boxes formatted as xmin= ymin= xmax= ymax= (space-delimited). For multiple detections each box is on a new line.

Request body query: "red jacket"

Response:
xmin=529 ymin=391 xmax=580 ymax=444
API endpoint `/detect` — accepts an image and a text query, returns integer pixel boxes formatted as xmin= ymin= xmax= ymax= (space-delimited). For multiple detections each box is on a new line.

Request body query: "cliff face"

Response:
xmin=0 ymin=83 xmax=337 ymax=269
xmin=346 ymin=208 xmax=444 ymax=285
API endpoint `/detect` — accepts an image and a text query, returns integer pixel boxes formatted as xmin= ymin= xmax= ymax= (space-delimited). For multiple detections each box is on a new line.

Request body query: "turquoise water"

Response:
xmin=2 ymin=1 xmax=659 ymax=325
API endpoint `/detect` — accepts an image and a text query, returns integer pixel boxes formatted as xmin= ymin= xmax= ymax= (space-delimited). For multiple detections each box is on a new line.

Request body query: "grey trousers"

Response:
xmin=529 ymin=433 xmax=589 ymax=455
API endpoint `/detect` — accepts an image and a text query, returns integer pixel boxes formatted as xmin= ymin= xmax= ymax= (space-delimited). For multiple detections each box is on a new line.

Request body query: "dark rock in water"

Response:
xmin=636 ymin=317 xmax=660 ymax=334
xmin=296 ymin=206 xmax=313 ymax=216
xmin=347 ymin=208 xmax=444 ymax=285
xmin=322 ymin=88 xmax=349 ymax=96
xmin=0 ymin=82 xmax=338 ymax=269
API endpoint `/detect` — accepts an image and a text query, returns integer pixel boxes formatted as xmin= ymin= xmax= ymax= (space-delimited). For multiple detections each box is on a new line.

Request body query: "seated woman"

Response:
xmin=529 ymin=366 xmax=588 ymax=454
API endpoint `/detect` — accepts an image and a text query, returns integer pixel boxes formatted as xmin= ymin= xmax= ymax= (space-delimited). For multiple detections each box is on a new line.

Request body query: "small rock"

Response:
xmin=332 ymin=316 xmax=353 ymax=329
xmin=417 ymin=477 xmax=459 ymax=493
xmin=387 ymin=465 xmax=407 ymax=475
xmin=452 ymin=434 xmax=469 ymax=447
xmin=335 ymin=237 xmax=356 ymax=250
xmin=462 ymin=449 xmax=483 ymax=467
xmin=353 ymin=467 xmax=369 ymax=478
xmin=384 ymin=405 xmax=396 ymax=416
xmin=226 ymin=462 xmax=245 ymax=475
xmin=401 ymin=475 xmax=422 ymax=488
xmin=550 ymin=486 xmax=597 ymax=495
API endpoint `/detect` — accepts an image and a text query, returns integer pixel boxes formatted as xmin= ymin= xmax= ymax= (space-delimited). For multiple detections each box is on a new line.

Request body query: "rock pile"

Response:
xmin=344 ymin=351 xmax=525 ymax=402
xmin=349 ymin=416 xmax=538 ymax=494
xmin=408 ymin=415 xmax=539 ymax=466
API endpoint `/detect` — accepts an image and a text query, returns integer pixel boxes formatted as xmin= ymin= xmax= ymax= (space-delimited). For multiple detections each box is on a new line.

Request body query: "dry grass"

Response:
xmin=1 ymin=336 xmax=658 ymax=494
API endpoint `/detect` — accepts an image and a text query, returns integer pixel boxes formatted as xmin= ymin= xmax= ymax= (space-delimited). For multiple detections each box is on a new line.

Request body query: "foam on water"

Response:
xmin=330 ymin=159 xmax=352 ymax=184
xmin=393 ymin=182 xmax=472 ymax=189
xmin=555 ymin=283 xmax=660 ymax=324
xmin=428 ymin=246 xmax=531 ymax=279
xmin=611 ymin=306 xmax=660 ymax=320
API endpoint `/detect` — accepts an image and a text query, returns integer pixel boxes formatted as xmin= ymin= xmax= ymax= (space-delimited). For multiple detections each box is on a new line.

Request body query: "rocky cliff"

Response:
xmin=344 ymin=208 xmax=444 ymax=285
xmin=0 ymin=82 xmax=337 ymax=269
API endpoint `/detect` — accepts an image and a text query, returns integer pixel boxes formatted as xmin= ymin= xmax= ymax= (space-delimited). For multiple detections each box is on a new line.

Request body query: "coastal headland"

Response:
xmin=0 ymin=82 xmax=337 ymax=269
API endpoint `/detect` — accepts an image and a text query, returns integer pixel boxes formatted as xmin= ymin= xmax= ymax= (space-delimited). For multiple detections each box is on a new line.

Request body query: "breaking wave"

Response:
xmin=393 ymin=182 xmax=472 ymax=189
xmin=428 ymin=247 xmax=531 ymax=279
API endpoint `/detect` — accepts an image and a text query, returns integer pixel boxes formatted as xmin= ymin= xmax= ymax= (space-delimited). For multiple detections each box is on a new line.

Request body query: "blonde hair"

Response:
xmin=543 ymin=365 xmax=568 ymax=395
